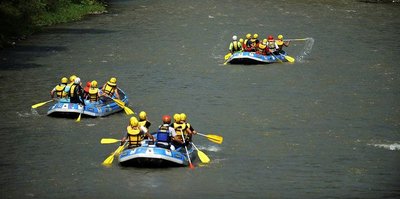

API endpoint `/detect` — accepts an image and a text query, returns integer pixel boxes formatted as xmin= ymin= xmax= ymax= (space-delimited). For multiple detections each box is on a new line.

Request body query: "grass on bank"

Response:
xmin=33 ymin=2 xmax=106 ymax=26
xmin=0 ymin=0 xmax=106 ymax=48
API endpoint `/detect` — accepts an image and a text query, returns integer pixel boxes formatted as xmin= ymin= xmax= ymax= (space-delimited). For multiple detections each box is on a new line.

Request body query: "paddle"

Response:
xmin=197 ymin=133 xmax=223 ymax=144
xmin=279 ymin=53 xmax=295 ymax=63
xmin=223 ymin=53 xmax=232 ymax=65
xmin=270 ymin=52 xmax=283 ymax=63
xmin=224 ymin=52 xmax=232 ymax=60
xmin=191 ymin=143 xmax=210 ymax=164
xmin=112 ymin=98 xmax=134 ymax=115
xmin=76 ymin=113 xmax=82 ymax=122
xmin=180 ymin=130 xmax=194 ymax=169
xmin=31 ymin=99 xmax=53 ymax=109
xmin=76 ymin=104 xmax=85 ymax=122
xmin=101 ymin=138 xmax=122 ymax=144
xmin=102 ymin=141 xmax=127 ymax=166
xmin=284 ymin=38 xmax=308 ymax=42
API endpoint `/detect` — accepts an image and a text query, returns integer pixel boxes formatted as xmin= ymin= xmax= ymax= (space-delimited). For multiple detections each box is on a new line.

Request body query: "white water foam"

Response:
xmin=296 ymin=37 xmax=314 ymax=63
xmin=17 ymin=109 xmax=40 ymax=118
xmin=198 ymin=145 xmax=221 ymax=152
xmin=369 ymin=143 xmax=400 ymax=151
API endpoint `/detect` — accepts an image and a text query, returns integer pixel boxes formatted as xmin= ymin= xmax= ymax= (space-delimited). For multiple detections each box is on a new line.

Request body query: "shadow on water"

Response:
xmin=359 ymin=0 xmax=400 ymax=3
xmin=41 ymin=28 xmax=117 ymax=35
xmin=0 ymin=27 xmax=116 ymax=71
xmin=0 ymin=45 xmax=66 ymax=71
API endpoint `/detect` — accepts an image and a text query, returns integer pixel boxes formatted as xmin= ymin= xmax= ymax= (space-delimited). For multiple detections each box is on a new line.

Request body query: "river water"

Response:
xmin=1 ymin=0 xmax=399 ymax=198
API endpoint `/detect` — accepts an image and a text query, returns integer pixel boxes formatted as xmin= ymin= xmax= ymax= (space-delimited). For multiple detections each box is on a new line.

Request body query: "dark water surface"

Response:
xmin=1 ymin=0 xmax=399 ymax=198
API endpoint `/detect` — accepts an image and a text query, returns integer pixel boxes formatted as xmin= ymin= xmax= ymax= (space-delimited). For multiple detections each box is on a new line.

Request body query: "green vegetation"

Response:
xmin=0 ymin=0 xmax=106 ymax=48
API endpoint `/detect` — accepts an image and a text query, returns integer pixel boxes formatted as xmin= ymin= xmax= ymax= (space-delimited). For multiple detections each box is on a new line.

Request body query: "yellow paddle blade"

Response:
xmin=76 ymin=113 xmax=82 ymax=122
xmin=285 ymin=55 xmax=295 ymax=63
xmin=206 ymin=134 xmax=223 ymax=144
xmin=197 ymin=150 xmax=210 ymax=163
xmin=224 ymin=53 xmax=232 ymax=60
xmin=124 ymin=107 xmax=135 ymax=115
xmin=31 ymin=99 xmax=53 ymax=109
xmin=102 ymin=153 xmax=115 ymax=165
xmin=101 ymin=138 xmax=121 ymax=144
xmin=197 ymin=133 xmax=223 ymax=144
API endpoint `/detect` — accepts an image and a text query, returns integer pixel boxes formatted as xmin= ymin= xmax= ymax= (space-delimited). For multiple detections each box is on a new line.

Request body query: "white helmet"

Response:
xmin=74 ymin=77 xmax=81 ymax=84
xmin=232 ymin=35 xmax=237 ymax=41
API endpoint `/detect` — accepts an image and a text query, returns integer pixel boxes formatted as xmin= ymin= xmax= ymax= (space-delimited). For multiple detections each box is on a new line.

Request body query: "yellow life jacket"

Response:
xmin=232 ymin=41 xmax=239 ymax=51
xmin=69 ymin=84 xmax=77 ymax=97
xmin=55 ymin=84 xmax=67 ymax=98
xmin=103 ymin=82 xmax=116 ymax=96
xmin=257 ymin=43 xmax=266 ymax=53
xmin=88 ymin=88 xmax=98 ymax=102
xmin=138 ymin=120 xmax=146 ymax=128
xmin=127 ymin=126 xmax=143 ymax=147
xmin=250 ymin=38 xmax=258 ymax=46
xmin=276 ymin=40 xmax=285 ymax=50
xmin=244 ymin=39 xmax=250 ymax=47
xmin=173 ymin=123 xmax=187 ymax=136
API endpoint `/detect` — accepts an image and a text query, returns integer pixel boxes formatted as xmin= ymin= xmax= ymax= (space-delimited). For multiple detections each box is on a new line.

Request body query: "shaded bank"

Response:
xmin=0 ymin=0 xmax=107 ymax=48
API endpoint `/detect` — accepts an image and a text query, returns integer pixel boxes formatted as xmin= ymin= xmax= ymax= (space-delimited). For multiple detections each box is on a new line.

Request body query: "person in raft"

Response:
xmin=155 ymin=115 xmax=180 ymax=150
xmin=50 ymin=77 xmax=68 ymax=100
xmin=101 ymin=77 xmax=120 ymax=99
xmin=121 ymin=116 xmax=154 ymax=149
xmin=69 ymin=77 xmax=85 ymax=105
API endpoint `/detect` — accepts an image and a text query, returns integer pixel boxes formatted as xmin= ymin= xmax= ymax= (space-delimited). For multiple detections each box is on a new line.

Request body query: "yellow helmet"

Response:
xmin=253 ymin=34 xmax=259 ymax=39
xmin=91 ymin=80 xmax=98 ymax=88
xmin=180 ymin=113 xmax=187 ymax=121
xmin=262 ymin=39 xmax=267 ymax=44
xmin=108 ymin=77 xmax=117 ymax=86
xmin=61 ymin=77 xmax=68 ymax=84
xmin=173 ymin=113 xmax=181 ymax=123
xmin=278 ymin=34 xmax=283 ymax=40
xmin=69 ymin=75 xmax=77 ymax=82
xmin=130 ymin=116 xmax=138 ymax=127
xmin=239 ymin=38 xmax=243 ymax=43
xmin=139 ymin=111 xmax=147 ymax=120
xmin=246 ymin=33 xmax=251 ymax=39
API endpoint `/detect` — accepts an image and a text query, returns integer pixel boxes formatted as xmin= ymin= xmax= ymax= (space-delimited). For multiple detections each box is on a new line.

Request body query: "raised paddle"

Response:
xmin=101 ymin=138 xmax=122 ymax=144
xmin=284 ymin=38 xmax=308 ymax=42
xmin=197 ymin=133 xmax=223 ymax=144
xmin=192 ymin=143 xmax=210 ymax=164
xmin=31 ymin=99 xmax=53 ymax=109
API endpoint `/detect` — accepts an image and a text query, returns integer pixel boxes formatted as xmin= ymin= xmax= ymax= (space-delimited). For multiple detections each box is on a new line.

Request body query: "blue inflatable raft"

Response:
xmin=118 ymin=139 xmax=196 ymax=168
xmin=47 ymin=88 xmax=129 ymax=117
xmin=225 ymin=51 xmax=292 ymax=64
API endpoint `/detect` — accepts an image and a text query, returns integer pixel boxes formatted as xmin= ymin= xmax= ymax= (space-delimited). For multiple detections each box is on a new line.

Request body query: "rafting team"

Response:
xmin=121 ymin=112 xmax=197 ymax=150
xmin=50 ymin=75 xmax=196 ymax=151
xmin=50 ymin=75 xmax=120 ymax=105
xmin=228 ymin=33 xmax=290 ymax=56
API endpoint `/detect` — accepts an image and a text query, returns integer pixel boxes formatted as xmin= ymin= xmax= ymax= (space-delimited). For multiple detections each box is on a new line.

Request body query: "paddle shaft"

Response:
xmin=180 ymin=130 xmax=194 ymax=169
xmin=31 ymin=99 xmax=54 ymax=108
xmin=284 ymin=38 xmax=308 ymax=42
